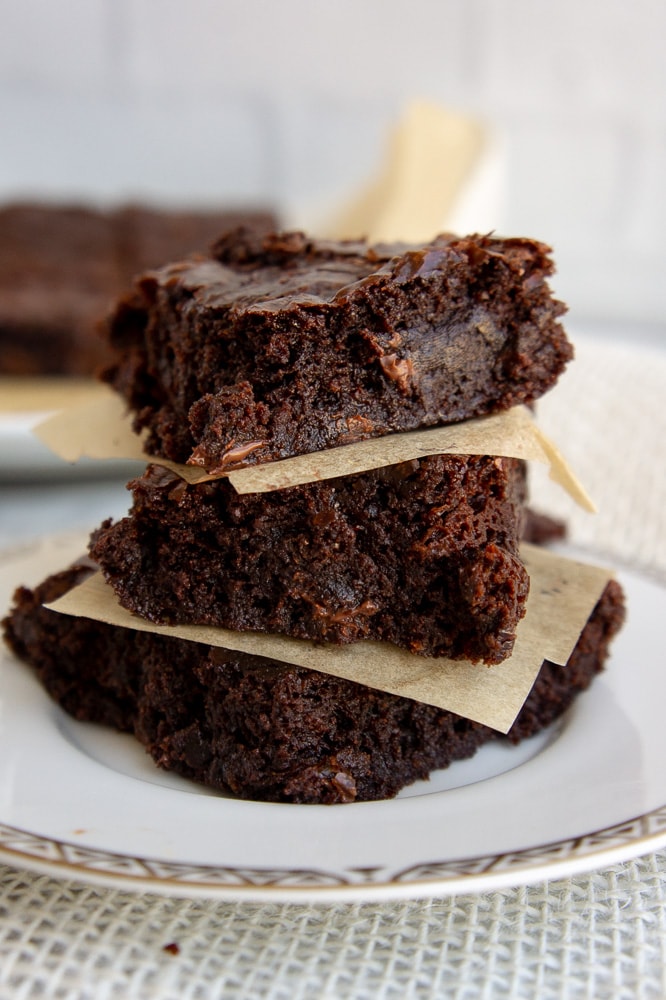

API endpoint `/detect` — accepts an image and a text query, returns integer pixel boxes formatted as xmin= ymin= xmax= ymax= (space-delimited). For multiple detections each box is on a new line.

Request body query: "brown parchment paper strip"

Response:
xmin=46 ymin=544 xmax=611 ymax=733
xmin=33 ymin=393 xmax=595 ymax=511
xmin=226 ymin=408 xmax=594 ymax=510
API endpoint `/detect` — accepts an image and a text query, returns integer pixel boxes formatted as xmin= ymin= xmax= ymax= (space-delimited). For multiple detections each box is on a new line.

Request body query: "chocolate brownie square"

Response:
xmin=101 ymin=229 xmax=572 ymax=470
xmin=0 ymin=203 xmax=276 ymax=376
xmin=90 ymin=454 xmax=529 ymax=664
xmin=0 ymin=204 xmax=121 ymax=375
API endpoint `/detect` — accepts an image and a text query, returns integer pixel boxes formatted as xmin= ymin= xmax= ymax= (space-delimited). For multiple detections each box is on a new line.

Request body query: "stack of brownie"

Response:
xmin=0 ymin=203 xmax=275 ymax=376
xmin=3 ymin=228 xmax=625 ymax=803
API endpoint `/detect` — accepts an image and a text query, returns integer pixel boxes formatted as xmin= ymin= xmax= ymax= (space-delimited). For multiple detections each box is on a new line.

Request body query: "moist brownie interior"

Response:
xmin=90 ymin=455 xmax=529 ymax=664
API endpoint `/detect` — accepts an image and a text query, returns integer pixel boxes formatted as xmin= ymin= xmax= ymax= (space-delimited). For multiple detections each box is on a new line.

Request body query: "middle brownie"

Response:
xmin=90 ymin=454 xmax=529 ymax=664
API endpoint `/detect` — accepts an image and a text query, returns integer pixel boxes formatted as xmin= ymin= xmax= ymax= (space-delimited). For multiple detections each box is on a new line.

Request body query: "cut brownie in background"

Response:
xmin=101 ymin=228 xmax=572 ymax=470
xmin=0 ymin=203 xmax=276 ymax=376
xmin=2 ymin=564 xmax=625 ymax=804
xmin=113 ymin=206 xmax=277 ymax=285
xmin=0 ymin=205 xmax=123 ymax=375
xmin=90 ymin=455 xmax=529 ymax=664
xmin=521 ymin=508 xmax=567 ymax=546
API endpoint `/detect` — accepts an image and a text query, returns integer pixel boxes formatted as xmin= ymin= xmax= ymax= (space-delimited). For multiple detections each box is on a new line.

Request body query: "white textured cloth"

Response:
xmin=1 ymin=858 xmax=666 ymax=1000
xmin=529 ymin=334 xmax=666 ymax=585
xmin=1 ymin=332 xmax=665 ymax=1000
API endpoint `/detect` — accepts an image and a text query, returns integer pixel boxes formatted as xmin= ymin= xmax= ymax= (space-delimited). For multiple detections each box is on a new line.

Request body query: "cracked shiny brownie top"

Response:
xmin=101 ymin=228 xmax=572 ymax=471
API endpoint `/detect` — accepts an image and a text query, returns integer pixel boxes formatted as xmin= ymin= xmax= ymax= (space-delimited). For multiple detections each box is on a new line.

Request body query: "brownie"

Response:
xmin=522 ymin=508 xmax=567 ymax=546
xmin=2 ymin=564 xmax=626 ymax=804
xmin=100 ymin=228 xmax=572 ymax=471
xmin=0 ymin=205 xmax=122 ymax=375
xmin=90 ymin=455 xmax=529 ymax=664
xmin=114 ymin=206 xmax=277 ymax=283
xmin=0 ymin=203 xmax=276 ymax=376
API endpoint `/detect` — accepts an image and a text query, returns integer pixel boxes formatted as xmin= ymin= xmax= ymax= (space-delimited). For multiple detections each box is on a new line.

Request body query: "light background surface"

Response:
xmin=0 ymin=0 xmax=664 ymax=332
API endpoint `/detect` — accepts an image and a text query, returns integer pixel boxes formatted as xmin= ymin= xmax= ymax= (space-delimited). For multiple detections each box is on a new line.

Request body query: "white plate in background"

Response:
xmin=0 ymin=379 xmax=141 ymax=479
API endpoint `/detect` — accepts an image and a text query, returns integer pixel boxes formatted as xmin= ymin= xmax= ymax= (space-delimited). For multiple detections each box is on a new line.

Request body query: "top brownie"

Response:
xmin=101 ymin=228 xmax=572 ymax=471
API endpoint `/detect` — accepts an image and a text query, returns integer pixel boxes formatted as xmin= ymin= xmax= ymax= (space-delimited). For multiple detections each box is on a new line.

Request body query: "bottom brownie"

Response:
xmin=3 ymin=565 xmax=625 ymax=804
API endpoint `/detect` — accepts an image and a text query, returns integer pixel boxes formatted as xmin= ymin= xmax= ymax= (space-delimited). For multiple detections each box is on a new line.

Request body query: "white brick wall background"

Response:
xmin=0 ymin=0 xmax=664 ymax=332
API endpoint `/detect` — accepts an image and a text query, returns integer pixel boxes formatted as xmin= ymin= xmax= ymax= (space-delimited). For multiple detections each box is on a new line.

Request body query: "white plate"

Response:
xmin=0 ymin=378 xmax=142 ymax=480
xmin=1 ymin=533 xmax=665 ymax=902
xmin=0 ymin=409 xmax=69 ymax=476
xmin=0 ymin=411 xmax=144 ymax=480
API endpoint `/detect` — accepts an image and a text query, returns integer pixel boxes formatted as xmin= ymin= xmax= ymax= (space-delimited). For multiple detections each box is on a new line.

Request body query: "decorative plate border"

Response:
xmin=2 ymin=805 xmax=666 ymax=898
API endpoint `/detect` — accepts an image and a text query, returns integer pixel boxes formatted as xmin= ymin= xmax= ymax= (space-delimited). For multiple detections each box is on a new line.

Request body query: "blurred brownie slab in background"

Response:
xmin=0 ymin=202 xmax=277 ymax=376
